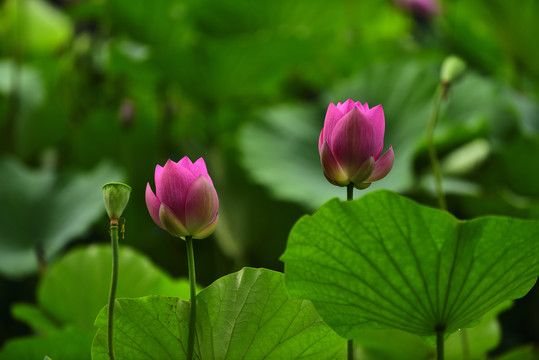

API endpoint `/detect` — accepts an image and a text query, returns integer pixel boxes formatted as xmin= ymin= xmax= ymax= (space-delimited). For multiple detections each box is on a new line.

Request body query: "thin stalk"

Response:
xmin=436 ymin=328 xmax=444 ymax=360
xmin=428 ymin=83 xmax=469 ymax=359
xmin=186 ymin=236 xmax=196 ymax=360
xmin=107 ymin=222 xmax=119 ymax=360
xmin=347 ymin=183 xmax=354 ymax=201
xmin=426 ymin=85 xmax=447 ymax=211
xmin=460 ymin=328 xmax=470 ymax=360
xmin=346 ymin=182 xmax=354 ymax=360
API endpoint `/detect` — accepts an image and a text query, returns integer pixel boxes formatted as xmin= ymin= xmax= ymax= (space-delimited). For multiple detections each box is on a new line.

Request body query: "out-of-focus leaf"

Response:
xmin=92 ymin=268 xmax=346 ymax=359
xmin=37 ymin=244 xmax=192 ymax=333
xmin=0 ymin=59 xmax=45 ymax=113
xmin=11 ymin=303 xmax=59 ymax=335
xmin=500 ymin=135 xmax=539 ymax=197
xmin=0 ymin=328 xmax=90 ymax=360
xmin=0 ymin=159 xmax=122 ymax=277
xmin=0 ymin=0 xmax=72 ymax=55
xmin=494 ymin=345 xmax=539 ymax=360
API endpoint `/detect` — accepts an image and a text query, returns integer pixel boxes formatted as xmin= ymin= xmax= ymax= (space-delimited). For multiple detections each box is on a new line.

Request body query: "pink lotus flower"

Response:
xmin=319 ymin=99 xmax=394 ymax=189
xmin=145 ymin=157 xmax=219 ymax=239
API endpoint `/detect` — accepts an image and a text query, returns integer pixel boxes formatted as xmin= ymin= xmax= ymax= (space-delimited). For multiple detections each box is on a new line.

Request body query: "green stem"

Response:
xmin=186 ymin=236 xmax=196 ymax=360
xmin=426 ymin=85 xmax=447 ymax=211
xmin=460 ymin=328 xmax=470 ymax=360
xmin=346 ymin=182 xmax=354 ymax=360
xmin=107 ymin=224 xmax=119 ymax=360
xmin=347 ymin=183 xmax=354 ymax=201
xmin=436 ymin=328 xmax=445 ymax=360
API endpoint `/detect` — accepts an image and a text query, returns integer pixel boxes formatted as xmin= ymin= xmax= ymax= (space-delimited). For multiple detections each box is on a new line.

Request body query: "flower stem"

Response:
xmin=346 ymin=182 xmax=354 ymax=360
xmin=436 ymin=327 xmax=445 ymax=360
xmin=186 ymin=236 xmax=197 ymax=360
xmin=107 ymin=221 xmax=119 ymax=360
xmin=347 ymin=183 xmax=354 ymax=201
xmin=426 ymin=85 xmax=447 ymax=211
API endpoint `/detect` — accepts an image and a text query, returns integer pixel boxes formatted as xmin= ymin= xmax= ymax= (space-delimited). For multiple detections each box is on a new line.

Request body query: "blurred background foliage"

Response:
xmin=0 ymin=0 xmax=538 ymax=358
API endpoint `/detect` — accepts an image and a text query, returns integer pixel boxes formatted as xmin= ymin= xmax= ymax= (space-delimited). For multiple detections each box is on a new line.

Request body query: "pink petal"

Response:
xmin=178 ymin=156 xmax=194 ymax=169
xmin=145 ymin=183 xmax=164 ymax=229
xmin=320 ymin=141 xmax=349 ymax=186
xmin=159 ymin=203 xmax=189 ymax=238
xmin=192 ymin=157 xmax=213 ymax=184
xmin=155 ymin=165 xmax=164 ymax=188
xmin=322 ymin=103 xmax=343 ymax=146
xmin=156 ymin=159 xmax=196 ymax=222
xmin=318 ymin=128 xmax=325 ymax=153
xmin=366 ymin=146 xmax=394 ymax=182
xmin=337 ymin=99 xmax=358 ymax=114
xmin=330 ymin=107 xmax=376 ymax=177
xmin=184 ymin=175 xmax=219 ymax=234
xmin=368 ymin=105 xmax=386 ymax=159
xmin=193 ymin=213 xmax=219 ymax=239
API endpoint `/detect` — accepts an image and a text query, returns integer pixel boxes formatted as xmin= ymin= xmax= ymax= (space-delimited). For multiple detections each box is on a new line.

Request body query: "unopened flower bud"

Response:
xmin=103 ymin=182 xmax=131 ymax=221
xmin=440 ymin=56 xmax=466 ymax=85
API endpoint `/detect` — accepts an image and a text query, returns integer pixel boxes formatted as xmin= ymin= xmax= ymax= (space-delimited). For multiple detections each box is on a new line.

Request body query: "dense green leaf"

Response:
xmin=281 ymin=191 xmax=539 ymax=341
xmin=92 ymin=268 xmax=346 ymax=359
xmin=0 ymin=159 xmax=122 ymax=277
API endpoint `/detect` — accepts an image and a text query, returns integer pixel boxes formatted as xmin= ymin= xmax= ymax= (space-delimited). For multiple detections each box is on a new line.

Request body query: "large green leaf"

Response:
xmin=92 ymin=268 xmax=346 ymax=359
xmin=0 ymin=159 xmax=122 ymax=277
xmin=281 ymin=191 xmax=539 ymax=341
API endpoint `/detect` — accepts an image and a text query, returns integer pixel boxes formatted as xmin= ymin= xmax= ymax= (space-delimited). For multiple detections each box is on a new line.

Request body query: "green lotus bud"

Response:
xmin=440 ymin=55 xmax=466 ymax=84
xmin=102 ymin=182 xmax=131 ymax=221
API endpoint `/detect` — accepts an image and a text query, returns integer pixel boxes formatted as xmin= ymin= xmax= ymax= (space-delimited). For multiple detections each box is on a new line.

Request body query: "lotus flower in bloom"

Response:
xmin=319 ymin=99 xmax=394 ymax=189
xmin=146 ymin=157 xmax=219 ymax=239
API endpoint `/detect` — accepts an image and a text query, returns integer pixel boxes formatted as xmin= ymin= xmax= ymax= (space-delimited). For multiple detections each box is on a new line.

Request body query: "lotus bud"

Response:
xmin=102 ymin=182 xmax=131 ymax=222
xmin=146 ymin=157 xmax=219 ymax=239
xmin=319 ymin=99 xmax=394 ymax=190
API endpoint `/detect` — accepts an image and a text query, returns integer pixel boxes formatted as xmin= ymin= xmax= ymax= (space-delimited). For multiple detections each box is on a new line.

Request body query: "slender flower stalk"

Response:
xmin=186 ymin=236 xmax=197 ymax=360
xmin=107 ymin=222 xmax=119 ymax=360
xmin=428 ymin=56 xmax=467 ymax=360
xmin=346 ymin=183 xmax=354 ymax=359
xmin=102 ymin=182 xmax=131 ymax=360
xmin=426 ymin=85 xmax=447 ymax=211
xmin=146 ymin=157 xmax=219 ymax=359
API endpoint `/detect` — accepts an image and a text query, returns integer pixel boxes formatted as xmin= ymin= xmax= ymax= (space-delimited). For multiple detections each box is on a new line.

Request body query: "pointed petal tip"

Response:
xmin=366 ymin=146 xmax=394 ymax=182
